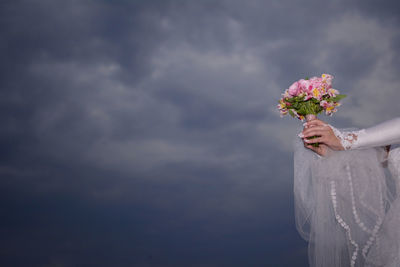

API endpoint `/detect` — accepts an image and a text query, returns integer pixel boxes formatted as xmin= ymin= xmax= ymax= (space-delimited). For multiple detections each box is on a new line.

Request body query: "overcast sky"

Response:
xmin=1 ymin=1 xmax=400 ymax=266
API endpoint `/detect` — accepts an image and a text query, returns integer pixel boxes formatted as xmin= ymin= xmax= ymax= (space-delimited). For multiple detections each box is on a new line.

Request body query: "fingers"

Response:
xmin=301 ymin=128 xmax=328 ymax=138
xmin=304 ymin=137 xmax=324 ymax=144
xmin=304 ymin=143 xmax=326 ymax=156
xmin=305 ymin=144 xmax=319 ymax=153
xmin=303 ymin=119 xmax=327 ymax=128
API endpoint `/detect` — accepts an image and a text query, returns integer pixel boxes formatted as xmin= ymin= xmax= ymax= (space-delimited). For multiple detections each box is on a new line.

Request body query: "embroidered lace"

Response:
xmin=330 ymin=118 xmax=400 ymax=150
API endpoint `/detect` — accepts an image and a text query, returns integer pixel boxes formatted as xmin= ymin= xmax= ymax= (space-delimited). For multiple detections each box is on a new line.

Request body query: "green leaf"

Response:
xmin=298 ymin=105 xmax=306 ymax=115
xmin=329 ymin=94 xmax=347 ymax=102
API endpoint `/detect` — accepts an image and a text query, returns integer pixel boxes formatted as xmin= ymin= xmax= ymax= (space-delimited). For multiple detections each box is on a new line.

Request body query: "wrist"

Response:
xmin=328 ymin=125 xmax=347 ymax=151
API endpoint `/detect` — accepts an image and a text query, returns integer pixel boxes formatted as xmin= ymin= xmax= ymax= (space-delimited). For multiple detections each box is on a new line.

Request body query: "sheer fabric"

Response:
xmin=364 ymin=147 xmax=400 ymax=267
xmin=295 ymin=117 xmax=400 ymax=266
xmin=333 ymin=118 xmax=400 ymax=266
xmin=294 ymin=138 xmax=389 ymax=267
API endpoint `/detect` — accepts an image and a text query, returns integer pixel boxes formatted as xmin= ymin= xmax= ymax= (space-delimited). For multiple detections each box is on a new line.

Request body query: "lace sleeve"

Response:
xmin=330 ymin=117 xmax=400 ymax=150
xmin=329 ymin=127 xmax=367 ymax=150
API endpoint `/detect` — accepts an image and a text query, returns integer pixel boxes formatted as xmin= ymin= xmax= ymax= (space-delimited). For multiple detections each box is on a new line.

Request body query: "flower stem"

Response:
xmin=305 ymin=114 xmax=319 ymax=147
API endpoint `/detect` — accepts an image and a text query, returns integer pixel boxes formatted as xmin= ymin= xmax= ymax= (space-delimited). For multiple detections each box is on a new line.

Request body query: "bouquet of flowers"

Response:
xmin=277 ymin=74 xmax=346 ymax=121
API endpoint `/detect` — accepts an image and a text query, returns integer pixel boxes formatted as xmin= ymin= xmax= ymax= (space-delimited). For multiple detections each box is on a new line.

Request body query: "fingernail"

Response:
xmin=298 ymin=133 xmax=304 ymax=138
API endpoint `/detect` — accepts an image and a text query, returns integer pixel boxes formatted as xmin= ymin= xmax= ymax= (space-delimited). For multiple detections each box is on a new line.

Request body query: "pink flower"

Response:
xmin=328 ymin=88 xmax=339 ymax=97
xmin=298 ymin=79 xmax=312 ymax=93
xmin=277 ymin=74 xmax=344 ymax=119
xmin=277 ymin=99 xmax=289 ymax=116
xmin=311 ymin=87 xmax=323 ymax=100
xmin=322 ymin=73 xmax=333 ymax=81
xmin=325 ymin=83 xmax=332 ymax=90
xmin=320 ymin=100 xmax=339 ymax=115
xmin=304 ymin=93 xmax=313 ymax=100
xmin=288 ymin=81 xmax=301 ymax=96
xmin=322 ymin=74 xmax=333 ymax=87
xmin=282 ymin=89 xmax=290 ymax=98
xmin=320 ymin=100 xmax=329 ymax=108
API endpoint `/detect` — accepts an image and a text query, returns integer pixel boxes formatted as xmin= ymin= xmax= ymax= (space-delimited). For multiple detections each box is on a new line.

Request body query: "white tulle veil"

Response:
xmin=293 ymin=132 xmax=398 ymax=267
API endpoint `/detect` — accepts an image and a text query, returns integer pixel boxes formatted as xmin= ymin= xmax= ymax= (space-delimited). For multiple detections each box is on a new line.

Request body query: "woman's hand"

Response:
xmin=300 ymin=119 xmax=344 ymax=156
xmin=304 ymin=141 xmax=330 ymax=156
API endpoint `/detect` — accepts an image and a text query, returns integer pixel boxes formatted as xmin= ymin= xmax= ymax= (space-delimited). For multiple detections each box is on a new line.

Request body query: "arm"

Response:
xmin=301 ymin=118 xmax=400 ymax=154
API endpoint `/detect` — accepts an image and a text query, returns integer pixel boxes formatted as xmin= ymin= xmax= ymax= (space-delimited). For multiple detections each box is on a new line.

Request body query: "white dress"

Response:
xmin=294 ymin=118 xmax=400 ymax=267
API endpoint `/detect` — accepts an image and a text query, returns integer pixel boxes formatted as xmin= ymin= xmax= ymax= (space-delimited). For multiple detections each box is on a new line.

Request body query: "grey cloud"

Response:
xmin=1 ymin=0 xmax=399 ymax=266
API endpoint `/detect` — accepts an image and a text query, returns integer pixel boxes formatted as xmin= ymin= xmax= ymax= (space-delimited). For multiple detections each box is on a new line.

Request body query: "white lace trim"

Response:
xmin=329 ymin=126 xmax=366 ymax=150
xmin=330 ymin=180 xmax=359 ymax=267
xmin=330 ymin=164 xmax=384 ymax=267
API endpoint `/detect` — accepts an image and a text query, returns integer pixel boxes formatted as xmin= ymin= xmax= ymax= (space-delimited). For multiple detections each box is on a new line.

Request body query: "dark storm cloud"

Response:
xmin=1 ymin=0 xmax=400 ymax=266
